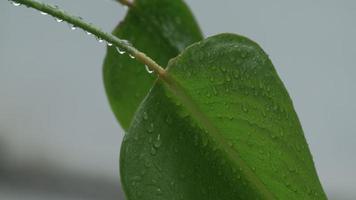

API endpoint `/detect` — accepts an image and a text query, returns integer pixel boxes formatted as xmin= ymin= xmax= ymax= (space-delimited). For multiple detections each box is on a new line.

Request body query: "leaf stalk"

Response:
xmin=11 ymin=0 xmax=165 ymax=77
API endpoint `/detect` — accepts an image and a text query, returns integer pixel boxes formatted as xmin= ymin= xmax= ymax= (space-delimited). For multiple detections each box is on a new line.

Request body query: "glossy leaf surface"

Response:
xmin=121 ymin=34 xmax=327 ymax=199
xmin=103 ymin=0 xmax=203 ymax=130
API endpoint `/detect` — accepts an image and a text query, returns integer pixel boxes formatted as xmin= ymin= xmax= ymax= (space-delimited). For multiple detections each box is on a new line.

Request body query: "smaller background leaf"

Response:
xmin=103 ymin=0 xmax=203 ymax=130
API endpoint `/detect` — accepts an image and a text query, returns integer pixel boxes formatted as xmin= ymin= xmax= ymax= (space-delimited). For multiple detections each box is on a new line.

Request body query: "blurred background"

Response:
xmin=0 ymin=0 xmax=355 ymax=199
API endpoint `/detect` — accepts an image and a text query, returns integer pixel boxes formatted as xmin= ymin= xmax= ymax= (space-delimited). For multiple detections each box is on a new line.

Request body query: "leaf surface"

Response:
xmin=121 ymin=34 xmax=327 ymax=199
xmin=103 ymin=0 xmax=203 ymax=130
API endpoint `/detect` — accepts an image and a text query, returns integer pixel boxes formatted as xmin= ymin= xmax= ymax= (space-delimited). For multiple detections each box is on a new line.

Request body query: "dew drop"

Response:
xmin=228 ymin=141 xmax=233 ymax=147
xmin=11 ymin=1 xmax=21 ymax=6
xmin=225 ymin=75 xmax=231 ymax=82
xmin=55 ymin=18 xmax=63 ymax=23
xmin=145 ymin=65 xmax=154 ymax=74
xmin=116 ymin=47 xmax=125 ymax=55
xmin=40 ymin=11 xmax=48 ymax=15
xmin=147 ymin=123 xmax=154 ymax=133
xmin=212 ymin=87 xmax=218 ymax=95
xmin=165 ymin=115 xmax=172 ymax=124
xmin=241 ymin=105 xmax=248 ymax=113
xmin=129 ymin=54 xmax=135 ymax=59
xmin=150 ymin=147 xmax=157 ymax=155
xmin=97 ymin=38 xmax=104 ymax=43
xmin=144 ymin=160 xmax=151 ymax=168
xmin=71 ymin=25 xmax=77 ymax=30
xmin=280 ymin=130 xmax=284 ymax=137
xmin=107 ymin=42 xmax=113 ymax=46
xmin=86 ymin=31 xmax=92 ymax=35
xmin=143 ymin=112 xmax=148 ymax=120
xmin=153 ymin=134 xmax=162 ymax=148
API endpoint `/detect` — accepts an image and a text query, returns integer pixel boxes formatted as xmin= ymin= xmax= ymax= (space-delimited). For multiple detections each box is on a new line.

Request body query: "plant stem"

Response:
xmin=116 ymin=0 xmax=134 ymax=7
xmin=11 ymin=0 xmax=165 ymax=77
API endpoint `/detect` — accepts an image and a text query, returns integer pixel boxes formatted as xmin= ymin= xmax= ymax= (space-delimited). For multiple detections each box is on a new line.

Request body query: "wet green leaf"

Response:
xmin=103 ymin=0 xmax=203 ymax=130
xmin=121 ymin=34 xmax=327 ymax=199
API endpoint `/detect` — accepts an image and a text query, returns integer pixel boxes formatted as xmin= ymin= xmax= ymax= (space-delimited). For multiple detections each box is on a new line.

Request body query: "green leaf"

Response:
xmin=120 ymin=34 xmax=327 ymax=199
xmin=103 ymin=0 xmax=203 ymax=130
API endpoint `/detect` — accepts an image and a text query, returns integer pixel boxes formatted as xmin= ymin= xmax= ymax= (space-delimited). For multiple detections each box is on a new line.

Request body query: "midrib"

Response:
xmin=161 ymin=73 xmax=275 ymax=200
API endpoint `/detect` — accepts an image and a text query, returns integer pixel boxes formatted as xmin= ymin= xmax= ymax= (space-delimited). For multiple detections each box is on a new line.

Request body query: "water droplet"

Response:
xmin=97 ymin=38 xmax=104 ymax=43
xmin=150 ymin=147 xmax=157 ymax=155
xmin=144 ymin=160 xmax=151 ymax=168
xmin=280 ymin=130 xmax=284 ymax=137
xmin=129 ymin=54 xmax=135 ymax=59
xmin=201 ymin=135 xmax=208 ymax=147
xmin=153 ymin=134 xmax=162 ymax=148
xmin=11 ymin=1 xmax=21 ymax=6
xmin=71 ymin=25 xmax=77 ymax=30
xmin=107 ymin=42 xmax=113 ymax=46
xmin=147 ymin=123 xmax=154 ymax=133
xmin=40 ymin=11 xmax=48 ymax=15
xmin=145 ymin=65 xmax=153 ymax=74
xmin=165 ymin=115 xmax=172 ymax=124
xmin=116 ymin=47 xmax=125 ymax=55
xmin=143 ymin=112 xmax=148 ymax=120
xmin=241 ymin=105 xmax=248 ymax=113
xmin=55 ymin=18 xmax=63 ymax=22
xmin=228 ymin=142 xmax=233 ymax=147
xmin=86 ymin=31 xmax=92 ymax=35
xmin=221 ymin=66 xmax=227 ymax=72
xmin=225 ymin=75 xmax=231 ymax=82
xmin=212 ymin=87 xmax=218 ymax=96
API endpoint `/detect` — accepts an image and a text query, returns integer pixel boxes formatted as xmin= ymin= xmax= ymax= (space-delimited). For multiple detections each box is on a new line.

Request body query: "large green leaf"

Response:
xmin=103 ymin=0 xmax=203 ymax=130
xmin=120 ymin=34 xmax=327 ymax=199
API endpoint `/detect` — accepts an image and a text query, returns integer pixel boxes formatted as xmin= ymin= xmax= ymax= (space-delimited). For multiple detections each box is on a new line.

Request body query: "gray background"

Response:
xmin=0 ymin=0 xmax=355 ymax=199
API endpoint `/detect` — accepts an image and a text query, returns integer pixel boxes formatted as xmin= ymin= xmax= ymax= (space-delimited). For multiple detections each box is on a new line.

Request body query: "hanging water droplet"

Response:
xmin=11 ymin=1 xmax=21 ymax=6
xmin=129 ymin=54 xmax=135 ymax=59
xmin=55 ymin=18 xmax=63 ymax=23
xmin=40 ymin=11 xmax=48 ymax=15
xmin=116 ymin=47 xmax=125 ymax=55
xmin=145 ymin=65 xmax=153 ymax=74
xmin=107 ymin=42 xmax=113 ymax=46
xmin=97 ymin=38 xmax=104 ymax=43
xmin=71 ymin=25 xmax=77 ymax=30
xmin=86 ymin=31 xmax=92 ymax=35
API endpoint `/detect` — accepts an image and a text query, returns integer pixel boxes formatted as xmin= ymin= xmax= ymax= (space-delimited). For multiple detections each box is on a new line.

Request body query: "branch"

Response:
xmin=11 ymin=0 xmax=165 ymax=77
